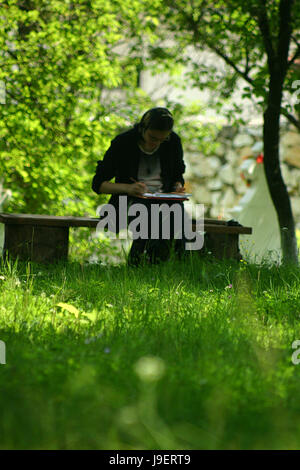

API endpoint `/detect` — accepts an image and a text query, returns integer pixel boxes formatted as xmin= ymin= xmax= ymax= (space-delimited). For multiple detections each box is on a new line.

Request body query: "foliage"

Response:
xmin=0 ymin=0 xmax=162 ymax=215
xmin=142 ymin=0 xmax=300 ymax=128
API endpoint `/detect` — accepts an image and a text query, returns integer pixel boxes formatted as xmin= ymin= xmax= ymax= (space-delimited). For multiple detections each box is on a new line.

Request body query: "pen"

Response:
xmin=130 ymin=177 xmax=148 ymax=197
xmin=130 ymin=177 xmax=146 ymax=188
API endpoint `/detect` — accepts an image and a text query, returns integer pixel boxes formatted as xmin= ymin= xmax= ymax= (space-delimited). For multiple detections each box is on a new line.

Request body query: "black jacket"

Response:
xmin=92 ymin=123 xmax=185 ymax=232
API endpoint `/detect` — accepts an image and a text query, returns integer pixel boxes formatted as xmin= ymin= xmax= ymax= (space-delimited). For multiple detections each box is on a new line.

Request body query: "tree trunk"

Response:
xmin=263 ymin=77 xmax=299 ymax=265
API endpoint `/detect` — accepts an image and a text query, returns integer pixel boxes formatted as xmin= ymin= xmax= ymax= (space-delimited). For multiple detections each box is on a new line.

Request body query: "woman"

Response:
xmin=92 ymin=107 xmax=187 ymax=265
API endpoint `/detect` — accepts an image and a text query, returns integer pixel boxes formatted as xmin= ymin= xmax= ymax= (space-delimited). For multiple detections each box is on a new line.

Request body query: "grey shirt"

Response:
xmin=137 ymin=144 xmax=163 ymax=193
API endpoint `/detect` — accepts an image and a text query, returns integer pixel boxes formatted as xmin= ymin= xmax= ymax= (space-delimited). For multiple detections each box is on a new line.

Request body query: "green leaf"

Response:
xmin=56 ymin=302 xmax=80 ymax=318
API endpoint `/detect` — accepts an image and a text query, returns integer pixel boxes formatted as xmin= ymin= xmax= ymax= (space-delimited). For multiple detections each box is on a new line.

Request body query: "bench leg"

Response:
xmin=199 ymin=233 xmax=242 ymax=261
xmin=2 ymin=224 xmax=69 ymax=263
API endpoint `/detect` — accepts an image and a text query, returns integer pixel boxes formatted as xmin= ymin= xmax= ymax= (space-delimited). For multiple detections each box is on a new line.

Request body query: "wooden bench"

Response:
xmin=0 ymin=212 xmax=252 ymax=263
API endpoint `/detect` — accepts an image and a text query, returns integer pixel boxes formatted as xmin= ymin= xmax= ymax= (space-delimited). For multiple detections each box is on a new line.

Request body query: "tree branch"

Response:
xmin=277 ymin=0 xmax=294 ymax=74
xmin=280 ymin=106 xmax=300 ymax=131
xmin=256 ymin=0 xmax=276 ymax=72
xmin=245 ymin=45 xmax=250 ymax=76
xmin=175 ymin=5 xmax=256 ymax=87
xmin=204 ymin=40 xmax=254 ymax=87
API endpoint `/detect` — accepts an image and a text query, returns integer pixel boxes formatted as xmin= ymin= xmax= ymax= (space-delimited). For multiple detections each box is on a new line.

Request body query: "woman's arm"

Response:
xmin=92 ymin=138 xmax=120 ymax=195
xmin=98 ymin=181 xmax=130 ymax=194
xmin=99 ymin=181 xmax=147 ymax=197
xmin=92 ymin=135 xmax=148 ymax=197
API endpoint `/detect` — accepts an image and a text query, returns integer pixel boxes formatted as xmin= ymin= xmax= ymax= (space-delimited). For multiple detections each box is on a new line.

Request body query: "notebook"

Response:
xmin=141 ymin=192 xmax=192 ymax=200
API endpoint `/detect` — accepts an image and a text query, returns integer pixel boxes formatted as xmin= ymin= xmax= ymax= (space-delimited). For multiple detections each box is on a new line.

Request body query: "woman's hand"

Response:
xmin=127 ymin=181 xmax=148 ymax=197
xmin=174 ymin=182 xmax=185 ymax=193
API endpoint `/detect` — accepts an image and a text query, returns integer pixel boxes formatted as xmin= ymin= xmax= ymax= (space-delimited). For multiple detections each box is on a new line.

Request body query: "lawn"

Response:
xmin=0 ymin=251 xmax=300 ymax=450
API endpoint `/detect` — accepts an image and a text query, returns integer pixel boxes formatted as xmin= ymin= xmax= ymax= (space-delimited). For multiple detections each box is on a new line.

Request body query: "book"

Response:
xmin=140 ymin=192 xmax=192 ymax=200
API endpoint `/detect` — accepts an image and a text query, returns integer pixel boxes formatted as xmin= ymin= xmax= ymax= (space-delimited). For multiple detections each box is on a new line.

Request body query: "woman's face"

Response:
xmin=142 ymin=128 xmax=171 ymax=151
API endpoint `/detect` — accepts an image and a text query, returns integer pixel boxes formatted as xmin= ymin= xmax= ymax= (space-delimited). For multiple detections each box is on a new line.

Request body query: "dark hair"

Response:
xmin=138 ymin=107 xmax=174 ymax=136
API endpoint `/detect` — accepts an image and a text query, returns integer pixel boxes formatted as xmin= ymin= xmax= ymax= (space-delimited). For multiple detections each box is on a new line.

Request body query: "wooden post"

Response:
xmin=3 ymin=224 xmax=69 ymax=263
xmin=199 ymin=232 xmax=242 ymax=261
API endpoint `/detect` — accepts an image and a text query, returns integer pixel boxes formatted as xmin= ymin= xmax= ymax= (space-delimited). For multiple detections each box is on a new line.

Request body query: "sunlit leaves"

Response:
xmin=0 ymin=0 xmax=160 ymax=216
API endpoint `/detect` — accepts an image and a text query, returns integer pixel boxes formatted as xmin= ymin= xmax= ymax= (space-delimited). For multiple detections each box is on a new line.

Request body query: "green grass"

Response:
xmin=0 ymin=252 xmax=300 ymax=450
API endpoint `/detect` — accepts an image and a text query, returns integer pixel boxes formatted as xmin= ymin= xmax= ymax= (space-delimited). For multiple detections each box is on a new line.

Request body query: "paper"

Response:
xmin=141 ymin=192 xmax=192 ymax=199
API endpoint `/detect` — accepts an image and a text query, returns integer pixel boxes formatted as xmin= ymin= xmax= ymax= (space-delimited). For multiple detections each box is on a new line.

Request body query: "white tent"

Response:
xmin=229 ymin=144 xmax=282 ymax=263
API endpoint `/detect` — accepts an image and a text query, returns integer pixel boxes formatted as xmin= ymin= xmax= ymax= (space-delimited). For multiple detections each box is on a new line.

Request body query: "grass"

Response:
xmin=0 ymin=251 xmax=300 ymax=450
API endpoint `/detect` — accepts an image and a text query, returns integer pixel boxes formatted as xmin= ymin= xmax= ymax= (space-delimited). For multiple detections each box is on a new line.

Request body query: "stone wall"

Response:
xmin=184 ymin=123 xmax=300 ymax=226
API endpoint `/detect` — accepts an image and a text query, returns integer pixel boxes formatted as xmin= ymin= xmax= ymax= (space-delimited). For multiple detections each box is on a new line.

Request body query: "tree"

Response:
xmin=0 ymin=0 xmax=159 ymax=215
xmin=144 ymin=0 xmax=300 ymax=264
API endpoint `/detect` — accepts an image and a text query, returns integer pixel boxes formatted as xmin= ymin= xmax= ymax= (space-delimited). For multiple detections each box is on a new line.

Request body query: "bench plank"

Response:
xmin=0 ymin=212 xmax=252 ymax=263
xmin=0 ymin=213 xmax=99 ymax=228
xmin=0 ymin=213 xmax=252 ymax=234
xmin=201 ymin=224 xmax=251 ymax=234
